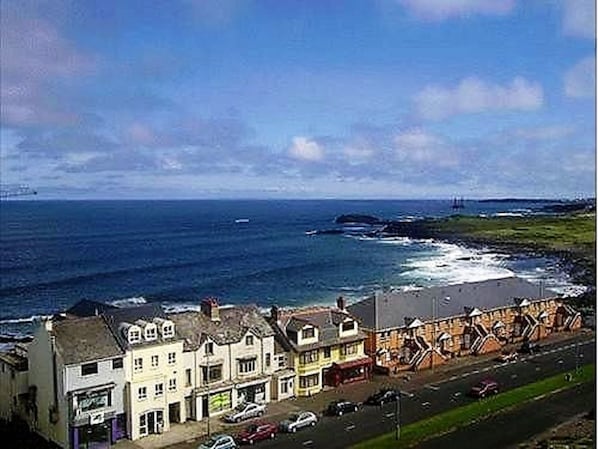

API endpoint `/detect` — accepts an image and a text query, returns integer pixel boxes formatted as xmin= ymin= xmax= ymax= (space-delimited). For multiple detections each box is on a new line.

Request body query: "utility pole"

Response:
xmin=206 ymin=349 xmax=211 ymax=437
xmin=395 ymin=391 xmax=401 ymax=440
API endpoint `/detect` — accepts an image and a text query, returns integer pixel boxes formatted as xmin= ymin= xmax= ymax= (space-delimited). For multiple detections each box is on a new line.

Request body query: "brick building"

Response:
xmin=347 ymin=277 xmax=582 ymax=373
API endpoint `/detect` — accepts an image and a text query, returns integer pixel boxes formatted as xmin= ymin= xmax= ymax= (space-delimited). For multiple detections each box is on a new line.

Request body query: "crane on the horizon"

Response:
xmin=0 ymin=184 xmax=38 ymax=199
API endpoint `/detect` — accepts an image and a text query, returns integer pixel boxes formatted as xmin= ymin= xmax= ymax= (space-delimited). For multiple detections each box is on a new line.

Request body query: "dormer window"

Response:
xmin=145 ymin=325 xmax=157 ymax=341
xmin=341 ymin=321 xmax=355 ymax=332
xmin=245 ymin=335 xmax=254 ymax=346
xmin=129 ymin=328 xmax=141 ymax=344
xmin=302 ymin=327 xmax=315 ymax=339
xmin=162 ymin=324 xmax=174 ymax=339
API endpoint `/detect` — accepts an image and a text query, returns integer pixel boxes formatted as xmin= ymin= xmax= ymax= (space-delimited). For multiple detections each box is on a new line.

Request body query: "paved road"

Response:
xmin=241 ymin=339 xmax=595 ymax=449
xmin=417 ymin=381 xmax=595 ymax=449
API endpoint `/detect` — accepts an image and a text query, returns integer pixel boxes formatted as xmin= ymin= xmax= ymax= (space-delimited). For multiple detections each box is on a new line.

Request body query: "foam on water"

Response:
xmin=0 ymin=314 xmax=53 ymax=325
xmin=108 ymin=296 xmax=148 ymax=308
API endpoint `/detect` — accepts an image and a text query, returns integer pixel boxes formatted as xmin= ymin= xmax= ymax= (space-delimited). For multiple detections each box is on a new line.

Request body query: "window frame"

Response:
xmin=81 ymin=362 xmax=98 ymax=376
xmin=138 ymin=386 xmax=147 ymax=401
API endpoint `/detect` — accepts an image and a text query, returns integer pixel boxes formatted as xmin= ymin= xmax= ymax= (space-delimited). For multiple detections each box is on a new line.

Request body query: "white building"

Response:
xmin=0 ymin=343 xmax=29 ymax=422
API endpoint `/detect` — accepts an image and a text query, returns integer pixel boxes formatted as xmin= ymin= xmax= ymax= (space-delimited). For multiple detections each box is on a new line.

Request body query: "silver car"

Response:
xmin=224 ymin=402 xmax=266 ymax=423
xmin=198 ymin=434 xmax=237 ymax=449
xmin=279 ymin=411 xmax=318 ymax=433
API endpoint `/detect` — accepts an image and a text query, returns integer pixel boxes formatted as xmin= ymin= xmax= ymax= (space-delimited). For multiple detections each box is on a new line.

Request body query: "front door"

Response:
xmin=147 ymin=412 xmax=155 ymax=435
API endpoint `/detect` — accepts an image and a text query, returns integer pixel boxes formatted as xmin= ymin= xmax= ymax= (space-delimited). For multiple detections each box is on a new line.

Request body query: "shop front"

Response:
xmin=236 ymin=380 xmax=267 ymax=404
xmin=325 ymin=357 xmax=372 ymax=387
xmin=70 ymin=412 xmax=126 ymax=449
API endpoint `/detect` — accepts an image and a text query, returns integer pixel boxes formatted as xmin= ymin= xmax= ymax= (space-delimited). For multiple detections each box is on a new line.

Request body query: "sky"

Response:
xmin=0 ymin=0 xmax=595 ymax=199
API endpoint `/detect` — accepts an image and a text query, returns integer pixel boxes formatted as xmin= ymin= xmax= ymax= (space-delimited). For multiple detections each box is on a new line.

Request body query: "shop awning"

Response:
xmin=332 ymin=357 xmax=372 ymax=370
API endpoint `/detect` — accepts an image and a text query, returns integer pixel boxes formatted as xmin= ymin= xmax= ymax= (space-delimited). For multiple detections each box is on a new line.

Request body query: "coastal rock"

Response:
xmin=335 ymin=214 xmax=380 ymax=225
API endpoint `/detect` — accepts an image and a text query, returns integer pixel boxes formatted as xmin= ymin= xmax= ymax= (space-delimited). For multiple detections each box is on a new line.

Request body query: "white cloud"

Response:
xmin=393 ymin=128 xmax=458 ymax=167
xmin=562 ymin=0 xmax=596 ymax=39
xmin=398 ymin=0 xmax=515 ymax=21
xmin=564 ymin=56 xmax=596 ymax=99
xmin=414 ymin=76 xmax=543 ymax=120
xmin=288 ymin=137 xmax=324 ymax=162
xmin=511 ymin=125 xmax=575 ymax=141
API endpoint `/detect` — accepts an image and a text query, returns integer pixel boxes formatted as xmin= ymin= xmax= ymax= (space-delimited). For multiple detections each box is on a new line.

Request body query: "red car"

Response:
xmin=236 ymin=422 xmax=278 ymax=445
xmin=468 ymin=379 xmax=499 ymax=398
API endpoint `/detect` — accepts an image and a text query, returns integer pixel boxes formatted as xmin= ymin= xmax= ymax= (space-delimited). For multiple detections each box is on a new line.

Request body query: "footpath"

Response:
xmin=114 ymin=330 xmax=593 ymax=449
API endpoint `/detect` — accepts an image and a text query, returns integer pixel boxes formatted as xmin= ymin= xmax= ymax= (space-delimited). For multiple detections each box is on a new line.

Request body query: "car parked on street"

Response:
xmin=236 ymin=422 xmax=278 ymax=445
xmin=519 ymin=341 xmax=542 ymax=354
xmin=468 ymin=379 xmax=499 ymax=398
xmin=198 ymin=434 xmax=237 ymax=449
xmin=279 ymin=411 xmax=318 ymax=433
xmin=224 ymin=402 xmax=266 ymax=423
xmin=325 ymin=399 xmax=359 ymax=416
xmin=496 ymin=351 xmax=518 ymax=363
xmin=365 ymin=388 xmax=401 ymax=406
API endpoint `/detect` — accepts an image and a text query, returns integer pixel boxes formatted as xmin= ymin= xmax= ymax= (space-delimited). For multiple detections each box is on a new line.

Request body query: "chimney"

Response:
xmin=270 ymin=305 xmax=279 ymax=323
xmin=201 ymin=297 xmax=220 ymax=322
xmin=336 ymin=296 xmax=346 ymax=311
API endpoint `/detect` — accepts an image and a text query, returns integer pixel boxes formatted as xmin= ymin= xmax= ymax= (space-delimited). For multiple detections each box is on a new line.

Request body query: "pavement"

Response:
xmin=114 ymin=330 xmax=594 ymax=449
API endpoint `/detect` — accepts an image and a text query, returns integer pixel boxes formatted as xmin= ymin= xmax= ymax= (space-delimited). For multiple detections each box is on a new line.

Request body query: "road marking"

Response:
xmin=421 ymin=401 xmax=431 ymax=407
xmin=303 ymin=440 xmax=313 ymax=446
xmin=471 ymin=369 xmax=480 ymax=374
xmin=535 ymin=367 xmax=541 ymax=371
xmin=426 ymin=384 xmax=440 ymax=391
xmin=345 ymin=424 xmax=356 ymax=431
xmin=557 ymin=359 xmax=564 ymax=364
xmin=449 ymin=375 xmax=458 ymax=381
xmin=385 ymin=412 xmax=395 ymax=418
xmin=511 ymin=374 xmax=518 ymax=379
xmin=460 ymin=372 xmax=471 ymax=378
xmin=453 ymin=392 xmax=462 ymax=397
xmin=400 ymin=391 xmax=415 ymax=398
xmin=481 ymin=366 xmax=491 ymax=372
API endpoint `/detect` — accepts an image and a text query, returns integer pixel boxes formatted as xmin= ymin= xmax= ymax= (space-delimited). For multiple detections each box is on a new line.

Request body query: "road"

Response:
xmin=239 ymin=338 xmax=595 ymax=449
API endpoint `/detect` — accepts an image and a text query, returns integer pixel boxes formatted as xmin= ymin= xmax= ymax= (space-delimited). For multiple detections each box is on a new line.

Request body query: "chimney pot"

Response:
xmin=270 ymin=305 xmax=279 ymax=322
xmin=337 ymin=296 xmax=346 ymax=311
xmin=201 ymin=297 xmax=220 ymax=322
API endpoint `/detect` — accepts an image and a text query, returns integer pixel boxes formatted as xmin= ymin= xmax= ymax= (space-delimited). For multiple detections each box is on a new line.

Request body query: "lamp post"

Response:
xmin=206 ymin=348 xmax=211 ymax=438
xmin=395 ymin=391 xmax=401 ymax=441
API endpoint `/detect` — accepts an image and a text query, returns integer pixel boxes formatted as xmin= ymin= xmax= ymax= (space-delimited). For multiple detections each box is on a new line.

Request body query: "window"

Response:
xmin=323 ymin=347 xmax=331 ymax=358
xmin=134 ymin=358 xmax=143 ymax=372
xmin=162 ymin=324 xmax=174 ymax=339
xmin=265 ymin=353 xmax=271 ymax=368
xmin=239 ymin=358 xmax=256 ymax=374
xmin=145 ymin=326 xmax=157 ymax=341
xmin=185 ymin=368 xmax=192 ymax=387
xmin=81 ymin=362 xmax=98 ymax=376
xmin=168 ymin=378 xmax=177 ymax=392
xmin=112 ymin=358 xmax=123 ymax=369
xmin=301 ymin=327 xmax=315 ymax=339
xmin=342 ymin=321 xmax=355 ymax=332
xmin=299 ymin=350 xmax=319 ymax=364
xmin=129 ymin=329 xmax=141 ymax=344
xmin=205 ymin=342 xmax=214 ymax=355
xmin=276 ymin=354 xmax=287 ymax=369
xmin=202 ymin=365 xmax=223 ymax=383
xmin=299 ymin=374 xmax=319 ymax=388
xmin=245 ymin=335 xmax=254 ymax=346
xmin=168 ymin=352 xmax=176 ymax=365
xmin=341 ymin=343 xmax=358 ymax=356
xmin=76 ymin=390 xmax=110 ymax=412
xmin=151 ymin=355 xmax=159 ymax=368
xmin=138 ymin=387 xmax=147 ymax=401
xmin=155 ymin=383 xmax=164 ymax=397
xmin=139 ymin=414 xmax=147 ymax=436
xmin=281 ymin=380 xmax=288 ymax=394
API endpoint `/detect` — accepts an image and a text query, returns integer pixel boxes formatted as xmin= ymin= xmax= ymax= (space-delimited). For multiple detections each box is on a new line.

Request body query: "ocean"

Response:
xmin=0 ymin=199 xmax=582 ymax=339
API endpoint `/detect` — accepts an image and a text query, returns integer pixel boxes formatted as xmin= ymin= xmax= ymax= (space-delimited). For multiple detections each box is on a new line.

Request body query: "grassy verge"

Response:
xmin=352 ymin=364 xmax=595 ymax=449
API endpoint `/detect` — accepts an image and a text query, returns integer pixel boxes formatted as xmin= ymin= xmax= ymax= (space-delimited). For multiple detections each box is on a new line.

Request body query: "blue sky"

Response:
xmin=1 ymin=0 xmax=595 ymax=199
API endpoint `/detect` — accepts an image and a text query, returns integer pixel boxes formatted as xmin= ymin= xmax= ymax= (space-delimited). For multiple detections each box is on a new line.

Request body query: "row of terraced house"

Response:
xmin=0 ymin=276 xmax=582 ymax=449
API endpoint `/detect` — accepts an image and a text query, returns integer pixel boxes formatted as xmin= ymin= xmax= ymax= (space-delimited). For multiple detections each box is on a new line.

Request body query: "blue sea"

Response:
xmin=0 ymin=200 xmax=582 ymax=338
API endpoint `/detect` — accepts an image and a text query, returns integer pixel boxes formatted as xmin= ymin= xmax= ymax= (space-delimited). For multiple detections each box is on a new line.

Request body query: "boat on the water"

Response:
xmin=234 ymin=218 xmax=250 ymax=223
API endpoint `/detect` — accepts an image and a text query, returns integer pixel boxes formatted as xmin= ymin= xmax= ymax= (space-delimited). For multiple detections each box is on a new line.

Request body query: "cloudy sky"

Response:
xmin=1 ymin=0 xmax=595 ymax=199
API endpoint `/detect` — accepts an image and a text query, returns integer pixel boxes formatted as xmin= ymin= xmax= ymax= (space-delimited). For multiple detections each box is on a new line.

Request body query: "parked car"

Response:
xmin=236 ymin=422 xmax=278 ymax=445
xmin=325 ymin=399 xmax=359 ymax=416
xmin=468 ymin=379 xmax=499 ymax=398
xmin=279 ymin=411 xmax=318 ymax=433
xmin=496 ymin=351 xmax=518 ymax=363
xmin=198 ymin=434 xmax=237 ymax=449
xmin=224 ymin=402 xmax=266 ymax=423
xmin=519 ymin=341 xmax=542 ymax=354
xmin=365 ymin=389 xmax=401 ymax=406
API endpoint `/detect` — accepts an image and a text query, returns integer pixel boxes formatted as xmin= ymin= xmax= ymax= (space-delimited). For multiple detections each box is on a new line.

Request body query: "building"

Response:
xmin=347 ymin=277 xmax=582 ymax=373
xmin=27 ymin=315 xmax=127 ymax=449
xmin=269 ymin=298 xmax=372 ymax=397
xmin=103 ymin=304 xmax=185 ymax=440
xmin=170 ymin=298 xmax=276 ymax=420
xmin=0 ymin=343 xmax=29 ymax=422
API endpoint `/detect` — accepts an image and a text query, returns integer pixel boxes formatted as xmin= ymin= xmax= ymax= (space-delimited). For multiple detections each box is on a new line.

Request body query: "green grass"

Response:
xmin=352 ymin=364 xmax=595 ymax=449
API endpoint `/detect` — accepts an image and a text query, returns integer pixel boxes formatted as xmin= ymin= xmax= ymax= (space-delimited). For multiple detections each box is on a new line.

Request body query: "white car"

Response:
xmin=198 ymin=434 xmax=236 ymax=449
xmin=279 ymin=411 xmax=318 ymax=433
xmin=224 ymin=402 xmax=266 ymax=423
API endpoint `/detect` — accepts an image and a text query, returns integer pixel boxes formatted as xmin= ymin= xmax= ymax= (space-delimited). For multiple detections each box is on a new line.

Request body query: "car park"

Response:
xmin=198 ymin=434 xmax=237 ymax=449
xmin=224 ymin=402 xmax=266 ymax=423
xmin=236 ymin=422 xmax=278 ymax=445
xmin=496 ymin=351 xmax=518 ymax=362
xmin=325 ymin=399 xmax=359 ymax=416
xmin=468 ymin=379 xmax=499 ymax=398
xmin=365 ymin=388 xmax=401 ymax=406
xmin=279 ymin=411 xmax=318 ymax=433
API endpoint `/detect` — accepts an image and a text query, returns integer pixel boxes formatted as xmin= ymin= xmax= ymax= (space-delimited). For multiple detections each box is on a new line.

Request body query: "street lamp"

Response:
xmin=395 ymin=391 xmax=401 ymax=441
xmin=206 ymin=348 xmax=211 ymax=438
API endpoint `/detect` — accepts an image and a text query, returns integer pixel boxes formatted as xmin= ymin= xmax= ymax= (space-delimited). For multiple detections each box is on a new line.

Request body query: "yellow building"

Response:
xmin=269 ymin=298 xmax=372 ymax=397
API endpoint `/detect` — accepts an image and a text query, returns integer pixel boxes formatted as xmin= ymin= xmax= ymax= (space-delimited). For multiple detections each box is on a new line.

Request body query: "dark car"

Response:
xmin=236 ymin=422 xmax=278 ymax=445
xmin=325 ymin=400 xmax=359 ymax=416
xmin=468 ymin=379 xmax=499 ymax=398
xmin=365 ymin=389 xmax=401 ymax=406
xmin=519 ymin=341 xmax=542 ymax=354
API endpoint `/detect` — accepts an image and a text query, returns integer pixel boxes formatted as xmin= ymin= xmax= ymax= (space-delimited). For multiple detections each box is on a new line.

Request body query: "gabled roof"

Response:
xmin=52 ymin=316 xmax=123 ymax=365
xmin=169 ymin=305 xmax=274 ymax=351
xmin=347 ymin=277 xmax=558 ymax=331
xmin=66 ymin=299 xmax=117 ymax=318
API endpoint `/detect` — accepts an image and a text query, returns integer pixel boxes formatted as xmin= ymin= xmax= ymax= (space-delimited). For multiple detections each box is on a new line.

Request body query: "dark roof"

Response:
xmin=0 ymin=351 xmax=28 ymax=371
xmin=102 ymin=303 xmax=177 ymax=349
xmin=66 ymin=299 xmax=117 ymax=317
xmin=271 ymin=307 xmax=366 ymax=353
xmin=169 ymin=305 xmax=275 ymax=351
xmin=347 ymin=277 xmax=559 ymax=331
xmin=52 ymin=316 xmax=123 ymax=365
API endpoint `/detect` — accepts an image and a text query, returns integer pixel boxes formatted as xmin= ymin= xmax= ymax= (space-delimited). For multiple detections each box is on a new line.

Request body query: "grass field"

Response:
xmin=352 ymin=364 xmax=595 ymax=449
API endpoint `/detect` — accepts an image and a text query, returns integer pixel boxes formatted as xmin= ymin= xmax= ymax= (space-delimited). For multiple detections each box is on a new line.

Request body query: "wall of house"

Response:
xmin=0 ymin=361 xmax=28 ymax=421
